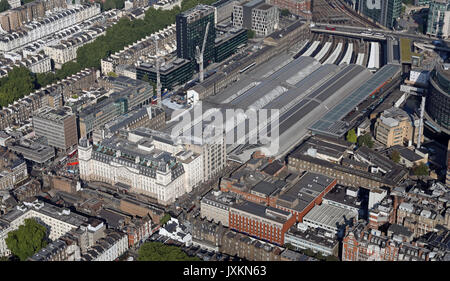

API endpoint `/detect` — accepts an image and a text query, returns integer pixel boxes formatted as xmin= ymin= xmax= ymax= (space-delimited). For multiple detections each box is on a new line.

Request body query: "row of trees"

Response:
xmin=0 ymin=0 xmax=10 ymax=13
xmin=76 ymin=0 xmax=216 ymax=70
xmin=0 ymin=62 xmax=82 ymax=108
xmin=138 ymin=242 xmax=201 ymax=261
xmin=0 ymin=0 xmax=215 ymax=108
xmin=346 ymin=129 xmax=374 ymax=148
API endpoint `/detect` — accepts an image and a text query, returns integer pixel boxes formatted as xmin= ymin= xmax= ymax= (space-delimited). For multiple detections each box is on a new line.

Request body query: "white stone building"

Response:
xmin=0 ymin=4 xmax=101 ymax=52
xmin=0 ymin=200 xmax=89 ymax=257
xmin=78 ymin=129 xmax=204 ymax=206
xmin=158 ymin=217 xmax=192 ymax=246
xmin=233 ymin=0 xmax=279 ymax=37
xmin=44 ymin=26 xmax=106 ymax=68
xmin=87 ymin=231 xmax=128 ymax=261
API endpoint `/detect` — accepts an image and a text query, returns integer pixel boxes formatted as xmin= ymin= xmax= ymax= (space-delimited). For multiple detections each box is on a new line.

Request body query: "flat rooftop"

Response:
xmin=323 ymin=185 xmax=360 ymax=209
xmin=303 ymin=203 xmax=358 ymax=231
xmin=278 ymin=172 xmax=335 ymax=213
xmin=286 ymin=225 xmax=339 ymax=249
xmin=231 ymin=201 xmax=291 ymax=224
xmin=309 ymin=64 xmax=402 ymax=137
xmin=34 ymin=106 xmax=73 ymax=122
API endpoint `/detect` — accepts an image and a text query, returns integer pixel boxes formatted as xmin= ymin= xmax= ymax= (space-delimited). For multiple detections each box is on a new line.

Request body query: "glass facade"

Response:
xmin=426 ymin=0 xmax=450 ymax=38
xmin=214 ymin=29 xmax=248 ymax=62
xmin=426 ymin=65 xmax=450 ymax=131
xmin=361 ymin=0 xmax=401 ymax=29
xmin=176 ymin=5 xmax=216 ymax=68
xmin=136 ymin=60 xmax=194 ymax=90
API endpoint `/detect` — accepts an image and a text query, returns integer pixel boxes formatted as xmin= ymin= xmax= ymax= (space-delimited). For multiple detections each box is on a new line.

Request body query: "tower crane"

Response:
xmin=153 ymin=36 xmax=162 ymax=106
xmin=195 ymin=21 xmax=210 ymax=83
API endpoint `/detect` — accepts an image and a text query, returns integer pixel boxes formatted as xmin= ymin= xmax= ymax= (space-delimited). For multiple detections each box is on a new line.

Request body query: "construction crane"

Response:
xmin=405 ymin=90 xmax=426 ymax=149
xmin=153 ymin=36 xmax=162 ymax=106
xmin=417 ymin=95 xmax=426 ymax=149
xmin=195 ymin=21 xmax=210 ymax=83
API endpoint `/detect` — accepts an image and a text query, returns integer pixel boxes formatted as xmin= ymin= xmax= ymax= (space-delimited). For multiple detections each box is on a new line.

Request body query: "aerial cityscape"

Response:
xmin=0 ymin=0 xmax=448 ymax=265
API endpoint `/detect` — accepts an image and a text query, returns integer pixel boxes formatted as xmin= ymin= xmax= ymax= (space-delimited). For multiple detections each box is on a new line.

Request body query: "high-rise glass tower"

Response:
xmin=360 ymin=0 xmax=401 ymax=29
xmin=426 ymin=0 xmax=450 ymax=38
xmin=176 ymin=4 xmax=216 ymax=67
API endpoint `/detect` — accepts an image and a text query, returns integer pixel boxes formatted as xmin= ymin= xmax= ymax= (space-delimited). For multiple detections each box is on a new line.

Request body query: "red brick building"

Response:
xmin=229 ymin=201 xmax=296 ymax=245
xmin=124 ymin=216 xmax=155 ymax=247
xmin=275 ymin=173 xmax=337 ymax=222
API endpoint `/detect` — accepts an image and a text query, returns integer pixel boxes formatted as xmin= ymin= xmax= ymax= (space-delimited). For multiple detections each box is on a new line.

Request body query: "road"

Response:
xmin=311 ymin=22 xmax=450 ymax=45
xmin=170 ymin=161 xmax=241 ymax=215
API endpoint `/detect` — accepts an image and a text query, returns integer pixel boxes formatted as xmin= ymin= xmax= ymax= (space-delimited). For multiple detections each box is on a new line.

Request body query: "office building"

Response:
xmin=425 ymin=63 xmax=450 ymax=133
xmin=136 ymin=58 xmax=193 ymax=90
xmin=426 ymin=0 xmax=450 ymax=38
xmin=33 ymin=106 xmax=78 ymax=152
xmin=360 ymin=0 xmax=402 ymax=29
xmin=176 ymin=4 xmax=216 ymax=66
xmin=374 ymin=107 xmax=421 ymax=147
xmin=78 ymin=77 xmax=153 ymax=138
xmin=214 ymin=23 xmax=248 ymax=62
xmin=9 ymin=138 xmax=55 ymax=164
xmin=233 ymin=0 xmax=279 ymax=37
xmin=229 ymin=200 xmax=296 ymax=245
xmin=212 ymin=0 xmax=239 ymax=23
xmin=92 ymin=106 xmax=166 ymax=143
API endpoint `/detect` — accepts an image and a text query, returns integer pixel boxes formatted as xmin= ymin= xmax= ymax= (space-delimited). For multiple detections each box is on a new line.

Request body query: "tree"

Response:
xmin=0 ymin=67 xmax=35 ymax=108
xmin=325 ymin=255 xmax=339 ymax=261
xmin=5 ymin=218 xmax=48 ymax=261
xmin=0 ymin=256 xmax=9 ymax=261
xmin=280 ymin=9 xmax=291 ymax=17
xmin=247 ymin=29 xmax=256 ymax=39
xmin=0 ymin=0 xmax=10 ymax=13
xmin=141 ymin=74 xmax=151 ymax=83
xmin=159 ymin=213 xmax=171 ymax=226
xmin=284 ymin=243 xmax=295 ymax=250
xmin=346 ymin=129 xmax=357 ymax=144
xmin=0 ymin=0 xmax=218 ymax=107
xmin=390 ymin=150 xmax=401 ymax=163
xmin=412 ymin=162 xmax=429 ymax=176
xmin=357 ymin=133 xmax=374 ymax=148
xmin=138 ymin=242 xmax=200 ymax=261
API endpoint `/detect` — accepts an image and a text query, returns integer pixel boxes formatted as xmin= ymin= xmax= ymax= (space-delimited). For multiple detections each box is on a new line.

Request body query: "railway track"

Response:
xmin=312 ymin=0 xmax=380 ymax=28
